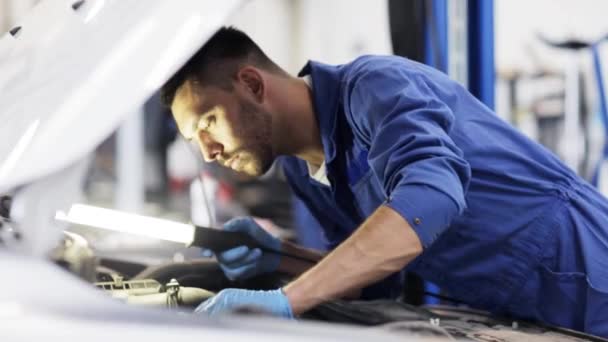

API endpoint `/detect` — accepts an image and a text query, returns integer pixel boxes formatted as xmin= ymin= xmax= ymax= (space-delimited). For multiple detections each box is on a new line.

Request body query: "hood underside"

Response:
xmin=0 ymin=0 xmax=242 ymax=193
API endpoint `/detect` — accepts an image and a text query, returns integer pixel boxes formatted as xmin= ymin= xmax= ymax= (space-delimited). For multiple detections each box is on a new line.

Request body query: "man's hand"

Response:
xmin=202 ymin=217 xmax=282 ymax=280
xmin=195 ymin=288 xmax=294 ymax=318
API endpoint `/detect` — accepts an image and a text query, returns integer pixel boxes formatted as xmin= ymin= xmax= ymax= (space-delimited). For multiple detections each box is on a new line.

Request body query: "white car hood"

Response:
xmin=0 ymin=0 xmax=242 ymax=193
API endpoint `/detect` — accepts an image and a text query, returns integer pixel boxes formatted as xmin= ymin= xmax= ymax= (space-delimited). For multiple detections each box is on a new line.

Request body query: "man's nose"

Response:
xmin=197 ymin=132 xmax=223 ymax=162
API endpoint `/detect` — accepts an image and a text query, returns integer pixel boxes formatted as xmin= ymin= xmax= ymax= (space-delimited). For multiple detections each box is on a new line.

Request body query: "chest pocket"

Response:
xmin=346 ymin=149 xmax=387 ymax=217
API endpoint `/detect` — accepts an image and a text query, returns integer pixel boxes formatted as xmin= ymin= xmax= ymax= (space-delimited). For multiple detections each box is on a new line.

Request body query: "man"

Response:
xmin=161 ymin=27 xmax=608 ymax=336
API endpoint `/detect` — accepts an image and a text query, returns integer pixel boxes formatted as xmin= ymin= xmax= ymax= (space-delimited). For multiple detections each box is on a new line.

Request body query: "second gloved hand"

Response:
xmin=203 ymin=217 xmax=282 ymax=280
xmin=195 ymin=288 xmax=293 ymax=318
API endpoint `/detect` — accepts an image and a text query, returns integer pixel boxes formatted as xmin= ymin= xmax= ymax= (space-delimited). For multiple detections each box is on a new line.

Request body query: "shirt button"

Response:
xmin=414 ymin=218 xmax=422 ymax=225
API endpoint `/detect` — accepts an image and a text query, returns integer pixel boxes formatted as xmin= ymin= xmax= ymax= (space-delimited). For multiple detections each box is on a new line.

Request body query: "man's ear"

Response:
xmin=237 ymin=67 xmax=264 ymax=103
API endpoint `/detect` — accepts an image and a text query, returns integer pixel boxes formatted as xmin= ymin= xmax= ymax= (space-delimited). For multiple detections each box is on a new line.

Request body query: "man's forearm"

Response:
xmin=277 ymin=240 xmax=325 ymax=276
xmin=283 ymin=205 xmax=423 ymax=315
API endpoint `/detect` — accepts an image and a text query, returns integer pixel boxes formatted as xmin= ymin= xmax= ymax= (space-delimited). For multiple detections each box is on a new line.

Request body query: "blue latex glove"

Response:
xmin=201 ymin=217 xmax=282 ymax=280
xmin=195 ymin=288 xmax=294 ymax=318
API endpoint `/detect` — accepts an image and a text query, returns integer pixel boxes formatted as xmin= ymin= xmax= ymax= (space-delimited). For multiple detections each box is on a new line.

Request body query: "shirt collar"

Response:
xmin=298 ymin=60 xmax=342 ymax=166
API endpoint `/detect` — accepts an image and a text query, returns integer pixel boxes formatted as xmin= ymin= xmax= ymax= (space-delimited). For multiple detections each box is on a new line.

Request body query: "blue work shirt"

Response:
xmin=281 ymin=55 xmax=608 ymax=336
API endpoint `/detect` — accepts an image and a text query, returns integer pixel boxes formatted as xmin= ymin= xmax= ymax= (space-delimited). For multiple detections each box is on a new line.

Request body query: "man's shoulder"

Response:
xmin=339 ymin=55 xmax=441 ymax=104
xmin=340 ymin=54 xmax=456 ymax=105
xmin=347 ymin=54 xmax=407 ymax=67
xmin=343 ymin=55 xmax=425 ymax=80
xmin=303 ymin=55 xmax=426 ymax=90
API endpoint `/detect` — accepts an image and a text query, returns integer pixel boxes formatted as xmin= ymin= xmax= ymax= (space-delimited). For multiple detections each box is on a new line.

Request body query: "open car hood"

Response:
xmin=0 ymin=0 xmax=242 ymax=193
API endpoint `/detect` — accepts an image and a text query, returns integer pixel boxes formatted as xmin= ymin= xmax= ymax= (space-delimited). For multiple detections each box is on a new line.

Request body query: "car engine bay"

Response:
xmin=44 ymin=225 xmax=606 ymax=342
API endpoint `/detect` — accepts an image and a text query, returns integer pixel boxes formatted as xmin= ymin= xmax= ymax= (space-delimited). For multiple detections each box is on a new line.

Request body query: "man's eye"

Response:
xmin=198 ymin=115 xmax=215 ymax=131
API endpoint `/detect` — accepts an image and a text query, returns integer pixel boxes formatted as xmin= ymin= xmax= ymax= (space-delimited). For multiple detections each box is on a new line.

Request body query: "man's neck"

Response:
xmin=271 ymin=76 xmax=325 ymax=166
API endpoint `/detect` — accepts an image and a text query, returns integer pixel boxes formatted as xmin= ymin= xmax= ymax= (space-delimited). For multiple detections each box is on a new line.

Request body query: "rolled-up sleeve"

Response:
xmin=347 ymin=65 xmax=471 ymax=248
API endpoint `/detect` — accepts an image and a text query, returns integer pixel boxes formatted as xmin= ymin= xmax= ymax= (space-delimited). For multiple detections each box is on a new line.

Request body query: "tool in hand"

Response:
xmin=56 ymin=204 xmax=317 ymax=264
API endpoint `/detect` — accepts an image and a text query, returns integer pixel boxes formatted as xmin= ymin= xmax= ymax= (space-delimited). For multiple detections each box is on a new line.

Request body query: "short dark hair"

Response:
xmin=160 ymin=26 xmax=283 ymax=108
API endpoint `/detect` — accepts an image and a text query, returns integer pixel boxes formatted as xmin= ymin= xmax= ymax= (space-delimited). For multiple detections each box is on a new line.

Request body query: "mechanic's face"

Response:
xmin=171 ymin=79 xmax=274 ymax=176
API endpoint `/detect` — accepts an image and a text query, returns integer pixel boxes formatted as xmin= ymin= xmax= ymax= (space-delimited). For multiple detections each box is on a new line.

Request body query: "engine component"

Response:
xmin=0 ymin=195 xmax=21 ymax=246
xmin=50 ymin=231 xmax=97 ymax=281
xmin=302 ymin=300 xmax=606 ymax=341
xmin=95 ymin=277 xmax=214 ymax=308
xmin=0 ymin=196 xmax=10 ymax=219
